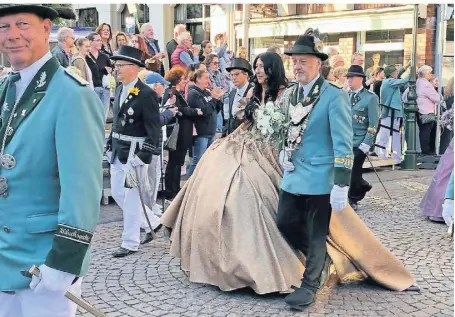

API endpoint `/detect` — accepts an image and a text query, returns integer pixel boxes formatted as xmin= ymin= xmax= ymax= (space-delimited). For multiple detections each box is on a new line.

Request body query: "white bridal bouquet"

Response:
xmin=254 ymin=101 xmax=286 ymax=141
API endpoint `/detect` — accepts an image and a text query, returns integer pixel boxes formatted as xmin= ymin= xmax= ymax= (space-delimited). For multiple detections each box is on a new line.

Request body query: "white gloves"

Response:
xmin=442 ymin=199 xmax=454 ymax=226
xmin=358 ymin=143 xmax=370 ymax=154
xmin=279 ymin=150 xmax=295 ymax=172
xmin=29 ymin=264 xmax=75 ymax=295
xmin=330 ymin=185 xmax=349 ymax=212
xmin=105 ymin=151 xmax=112 ymax=161
xmin=130 ymin=155 xmax=145 ymax=167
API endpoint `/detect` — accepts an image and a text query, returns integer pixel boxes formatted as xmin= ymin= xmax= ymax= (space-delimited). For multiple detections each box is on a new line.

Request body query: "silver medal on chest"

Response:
xmin=1 ymin=154 xmax=16 ymax=169
xmin=127 ymin=107 xmax=134 ymax=116
xmin=0 ymin=176 xmax=8 ymax=196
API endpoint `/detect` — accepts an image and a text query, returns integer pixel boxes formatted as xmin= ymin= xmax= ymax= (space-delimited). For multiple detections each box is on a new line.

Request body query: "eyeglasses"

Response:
xmin=114 ymin=63 xmax=135 ymax=69
xmin=91 ymin=39 xmax=101 ymax=42
xmin=211 ymin=62 xmax=219 ymax=65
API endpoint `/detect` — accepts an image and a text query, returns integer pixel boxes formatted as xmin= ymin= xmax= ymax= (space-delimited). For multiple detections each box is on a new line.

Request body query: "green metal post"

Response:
xmin=402 ymin=4 xmax=419 ymax=170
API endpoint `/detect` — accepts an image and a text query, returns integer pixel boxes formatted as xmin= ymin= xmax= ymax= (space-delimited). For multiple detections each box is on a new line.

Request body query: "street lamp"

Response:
xmin=402 ymin=4 xmax=419 ymax=170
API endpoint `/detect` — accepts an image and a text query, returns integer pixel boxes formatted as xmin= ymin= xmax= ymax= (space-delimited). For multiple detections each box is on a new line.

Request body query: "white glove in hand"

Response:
xmin=442 ymin=199 xmax=454 ymax=226
xmin=130 ymin=155 xmax=145 ymax=167
xmin=30 ymin=265 xmax=75 ymax=295
xmin=330 ymin=185 xmax=349 ymax=212
xmin=358 ymin=143 xmax=370 ymax=154
xmin=279 ymin=150 xmax=295 ymax=172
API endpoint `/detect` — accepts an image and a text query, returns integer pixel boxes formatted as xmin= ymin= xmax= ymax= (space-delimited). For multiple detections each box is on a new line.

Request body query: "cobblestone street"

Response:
xmin=78 ymin=168 xmax=454 ymax=317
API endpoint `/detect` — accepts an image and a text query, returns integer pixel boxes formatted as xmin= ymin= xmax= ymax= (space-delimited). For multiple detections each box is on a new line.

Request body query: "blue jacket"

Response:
xmin=351 ymin=88 xmax=380 ymax=147
xmin=0 ymin=57 xmax=104 ymax=291
xmin=281 ymin=80 xmax=353 ymax=195
xmin=380 ymin=76 xmax=409 ymax=119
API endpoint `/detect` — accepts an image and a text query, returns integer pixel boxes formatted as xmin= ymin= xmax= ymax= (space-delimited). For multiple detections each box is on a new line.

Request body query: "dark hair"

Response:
xmin=190 ymin=69 xmax=208 ymax=83
xmin=320 ymin=64 xmax=331 ymax=79
xmin=204 ymin=53 xmax=219 ymax=67
xmin=199 ymin=40 xmax=211 ymax=59
xmin=95 ymin=23 xmax=113 ymax=41
xmin=86 ymin=32 xmax=99 ymax=42
xmin=165 ymin=66 xmax=187 ymax=86
xmin=252 ymin=52 xmax=288 ymax=102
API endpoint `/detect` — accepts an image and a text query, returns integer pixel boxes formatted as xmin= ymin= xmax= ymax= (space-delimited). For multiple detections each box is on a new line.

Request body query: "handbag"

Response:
xmin=164 ymin=121 xmax=179 ymax=151
xmin=419 ymin=113 xmax=437 ymax=124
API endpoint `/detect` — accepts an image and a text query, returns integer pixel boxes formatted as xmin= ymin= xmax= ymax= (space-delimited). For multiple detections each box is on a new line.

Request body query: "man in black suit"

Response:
xmin=224 ymin=58 xmax=254 ymax=136
xmin=105 ymin=46 xmax=162 ymax=257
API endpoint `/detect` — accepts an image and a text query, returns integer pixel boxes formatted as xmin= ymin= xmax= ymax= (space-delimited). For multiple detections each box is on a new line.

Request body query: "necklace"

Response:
xmin=0 ymin=100 xmax=18 ymax=195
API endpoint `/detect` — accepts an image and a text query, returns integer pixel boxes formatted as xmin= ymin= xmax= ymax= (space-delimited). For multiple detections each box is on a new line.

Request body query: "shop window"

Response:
xmin=365 ymin=51 xmax=404 ymax=69
xmin=187 ymin=23 xmax=203 ymax=44
xmin=446 ymin=18 xmax=454 ymax=42
xmin=77 ymin=8 xmax=98 ymax=28
xmin=187 ymin=4 xmax=202 ymax=19
xmin=137 ymin=4 xmax=149 ymax=25
xmin=365 ymin=30 xmax=405 ymax=44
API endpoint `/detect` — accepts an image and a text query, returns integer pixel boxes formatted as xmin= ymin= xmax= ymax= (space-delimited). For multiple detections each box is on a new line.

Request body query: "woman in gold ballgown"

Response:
xmin=160 ymin=52 xmax=417 ymax=295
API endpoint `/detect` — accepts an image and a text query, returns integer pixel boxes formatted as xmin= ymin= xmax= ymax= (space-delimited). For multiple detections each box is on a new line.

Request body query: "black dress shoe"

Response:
xmin=140 ymin=232 xmax=154 ymax=244
xmin=112 ymin=247 xmax=137 ymax=258
xmin=319 ymin=255 xmax=332 ymax=288
xmin=284 ymin=286 xmax=316 ymax=311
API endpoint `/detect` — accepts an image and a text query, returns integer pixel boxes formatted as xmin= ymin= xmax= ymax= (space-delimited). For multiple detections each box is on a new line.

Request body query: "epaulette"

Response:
xmin=329 ymin=81 xmax=343 ymax=89
xmin=365 ymin=89 xmax=376 ymax=95
xmin=64 ymin=68 xmax=89 ymax=86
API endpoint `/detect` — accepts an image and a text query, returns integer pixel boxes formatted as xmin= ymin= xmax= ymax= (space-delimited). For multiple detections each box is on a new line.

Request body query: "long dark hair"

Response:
xmin=252 ymin=52 xmax=288 ymax=102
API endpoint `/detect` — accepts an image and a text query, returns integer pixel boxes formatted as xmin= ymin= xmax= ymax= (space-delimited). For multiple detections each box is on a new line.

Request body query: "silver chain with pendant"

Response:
xmin=0 ymin=101 xmax=19 ymax=195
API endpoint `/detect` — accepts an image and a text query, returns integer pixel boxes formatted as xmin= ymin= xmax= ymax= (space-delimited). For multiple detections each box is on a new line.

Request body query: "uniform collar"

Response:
xmin=122 ymin=77 xmax=139 ymax=92
xmin=299 ymin=74 xmax=320 ymax=98
xmin=351 ymin=86 xmax=363 ymax=94
xmin=13 ymin=51 xmax=53 ymax=89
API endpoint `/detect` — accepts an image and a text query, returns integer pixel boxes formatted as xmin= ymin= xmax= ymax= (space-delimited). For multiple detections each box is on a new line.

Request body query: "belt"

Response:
xmin=112 ymin=132 xmax=146 ymax=142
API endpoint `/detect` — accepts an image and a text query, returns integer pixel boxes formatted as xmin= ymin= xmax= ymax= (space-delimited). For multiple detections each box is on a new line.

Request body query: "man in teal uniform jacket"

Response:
xmin=276 ymin=31 xmax=353 ymax=310
xmin=0 ymin=5 xmax=104 ymax=317
xmin=346 ymin=65 xmax=380 ymax=210
xmin=375 ymin=65 xmax=409 ymax=163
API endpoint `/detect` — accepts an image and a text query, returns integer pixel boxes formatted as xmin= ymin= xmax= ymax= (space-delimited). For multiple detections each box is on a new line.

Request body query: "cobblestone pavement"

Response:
xmin=78 ymin=168 xmax=454 ymax=317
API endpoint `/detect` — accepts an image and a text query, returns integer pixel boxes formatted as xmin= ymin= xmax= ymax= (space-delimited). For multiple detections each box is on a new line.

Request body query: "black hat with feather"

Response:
xmin=284 ymin=28 xmax=328 ymax=61
xmin=0 ymin=4 xmax=77 ymax=20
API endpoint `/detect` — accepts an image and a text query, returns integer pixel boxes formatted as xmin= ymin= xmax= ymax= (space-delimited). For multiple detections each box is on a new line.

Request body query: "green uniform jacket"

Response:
xmin=351 ymin=88 xmax=380 ymax=148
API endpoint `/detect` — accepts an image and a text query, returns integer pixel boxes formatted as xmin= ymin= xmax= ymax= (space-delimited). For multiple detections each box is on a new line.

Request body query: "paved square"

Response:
xmin=77 ymin=169 xmax=454 ymax=317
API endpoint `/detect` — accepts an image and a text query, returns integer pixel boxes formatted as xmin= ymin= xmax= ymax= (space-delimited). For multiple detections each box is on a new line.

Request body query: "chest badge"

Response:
xmin=127 ymin=107 xmax=134 ymax=116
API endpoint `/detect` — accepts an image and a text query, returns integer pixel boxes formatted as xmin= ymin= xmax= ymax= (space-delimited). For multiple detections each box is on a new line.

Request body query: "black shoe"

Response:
xmin=284 ymin=286 xmax=316 ymax=311
xmin=319 ymin=256 xmax=332 ymax=288
xmin=364 ymin=183 xmax=372 ymax=192
xmin=113 ymin=247 xmax=137 ymax=258
xmin=140 ymin=232 xmax=154 ymax=244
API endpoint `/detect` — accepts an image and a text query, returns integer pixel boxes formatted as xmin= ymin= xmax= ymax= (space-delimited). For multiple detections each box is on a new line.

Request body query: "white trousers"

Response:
xmin=0 ymin=279 xmax=82 ymax=317
xmin=375 ymin=116 xmax=404 ymax=163
xmin=110 ymin=157 xmax=160 ymax=251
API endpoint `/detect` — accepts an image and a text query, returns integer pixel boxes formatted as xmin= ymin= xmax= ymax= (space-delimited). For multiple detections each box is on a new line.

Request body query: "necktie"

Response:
xmin=298 ymin=86 xmax=305 ymax=103
xmin=350 ymin=92 xmax=356 ymax=105
xmin=2 ymin=72 xmax=21 ymax=124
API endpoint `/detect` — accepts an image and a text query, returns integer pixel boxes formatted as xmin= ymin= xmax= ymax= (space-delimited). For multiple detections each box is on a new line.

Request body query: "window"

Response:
xmin=174 ymin=4 xmax=211 ymax=43
xmin=187 ymin=23 xmax=203 ymax=44
xmin=447 ymin=18 xmax=454 ymax=42
xmin=77 ymin=8 xmax=98 ymax=28
xmin=365 ymin=30 xmax=405 ymax=43
xmin=187 ymin=4 xmax=202 ymax=19
xmin=137 ymin=4 xmax=150 ymax=25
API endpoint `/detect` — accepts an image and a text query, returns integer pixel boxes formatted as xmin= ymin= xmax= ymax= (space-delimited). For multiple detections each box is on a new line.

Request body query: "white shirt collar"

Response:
xmin=122 ymin=77 xmax=139 ymax=92
xmin=236 ymin=82 xmax=249 ymax=95
xmin=351 ymin=86 xmax=363 ymax=94
xmin=14 ymin=51 xmax=53 ymax=90
xmin=299 ymin=74 xmax=320 ymax=99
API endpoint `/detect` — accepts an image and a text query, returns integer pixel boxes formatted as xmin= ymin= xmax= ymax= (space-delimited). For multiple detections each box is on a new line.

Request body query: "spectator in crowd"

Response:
xmin=329 ymin=54 xmax=344 ymax=68
xmin=372 ymin=67 xmax=385 ymax=98
xmin=51 ymin=27 xmax=74 ymax=67
xmin=324 ymin=46 xmax=339 ymax=59
xmin=171 ymin=31 xmax=199 ymax=68
xmin=416 ymin=65 xmax=441 ymax=155
xmin=320 ymin=64 xmax=335 ymax=82
xmin=440 ymin=77 xmax=454 ymax=153
xmin=167 ymin=24 xmax=186 ymax=69
xmin=86 ymin=32 xmax=112 ymax=122
xmin=213 ymin=32 xmax=230 ymax=74
xmin=351 ymin=52 xmax=364 ymax=66
xmin=185 ymin=63 xmax=206 ymax=99
xmin=205 ymin=53 xmax=228 ymax=136
xmin=113 ymin=31 xmax=128 ymax=55
xmin=199 ymin=40 xmax=212 ymax=63
xmin=187 ymin=69 xmax=224 ymax=177
xmin=96 ymin=23 xmax=113 ymax=57
xmin=267 ymin=45 xmax=281 ymax=55
xmin=143 ymin=72 xmax=178 ymax=216
xmin=71 ymin=38 xmax=94 ymax=89
xmin=430 ymin=75 xmax=439 ymax=92
xmin=130 ymin=34 xmax=151 ymax=64
xmin=237 ymin=46 xmax=248 ymax=60
xmin=162 ymin=66 xmax=203 ymax=199
xmin=141 ymin=22 xmax=165 ymax=76
xmin=332 ymin=66 xmax=348 ymax=89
